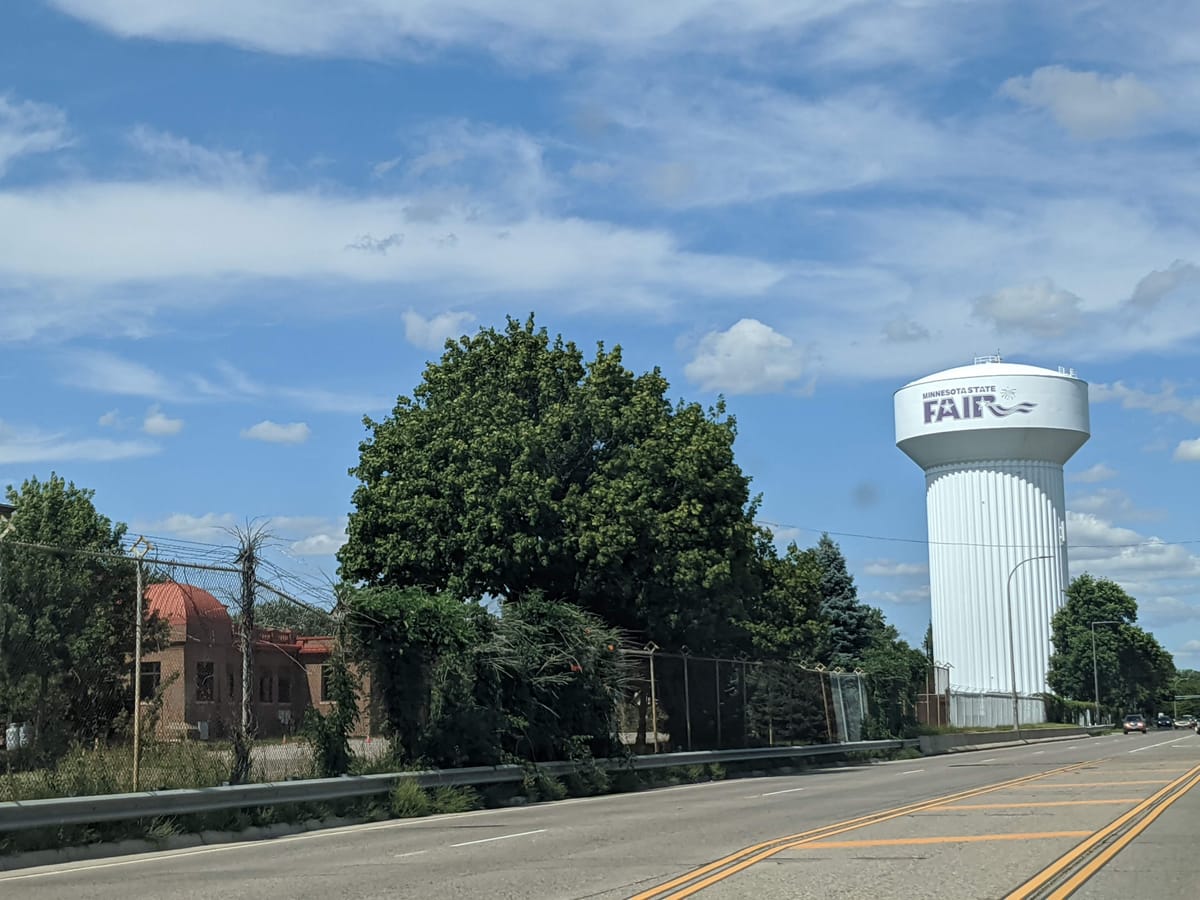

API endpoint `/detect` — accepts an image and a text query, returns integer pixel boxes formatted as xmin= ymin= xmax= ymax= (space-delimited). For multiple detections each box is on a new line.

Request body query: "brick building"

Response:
xmin=140 ymin=582 xmax=377 ymax=740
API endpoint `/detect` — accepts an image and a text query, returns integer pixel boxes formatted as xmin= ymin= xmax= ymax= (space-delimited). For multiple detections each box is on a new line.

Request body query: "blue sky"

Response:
xmin=2 ymin=1 xmax=1200 ymax=665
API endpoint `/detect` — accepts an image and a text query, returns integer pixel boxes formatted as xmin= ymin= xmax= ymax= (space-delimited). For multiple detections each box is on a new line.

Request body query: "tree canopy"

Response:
xmin=0 ymin=474 xmax=159 ymax=761
xmin=340 ymin=314 xmax=762 ymax=653
xmin=1046 ymin=574 xmax=1175 ymax=716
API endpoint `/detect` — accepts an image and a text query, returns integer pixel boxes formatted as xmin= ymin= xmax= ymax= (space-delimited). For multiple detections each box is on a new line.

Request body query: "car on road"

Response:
xmin=1156 ymin=714 xmax=1173 ymax=728
xmin=1123 ymin=715 xmax=1148 ymax=734
xmin=1174 ymin=715 xmax=1196 ymax=729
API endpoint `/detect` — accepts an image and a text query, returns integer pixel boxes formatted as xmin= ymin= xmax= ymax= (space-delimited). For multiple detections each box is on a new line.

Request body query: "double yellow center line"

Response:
xmin=1005 ymin=761 xmax=1200 ymax=899
xmin=631 ymin=761 xmax=1095 ymax=899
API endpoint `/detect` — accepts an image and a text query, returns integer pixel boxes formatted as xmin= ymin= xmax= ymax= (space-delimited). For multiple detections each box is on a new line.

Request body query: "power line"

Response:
xmin=755 ymin=520 xmax=1200 ymax=552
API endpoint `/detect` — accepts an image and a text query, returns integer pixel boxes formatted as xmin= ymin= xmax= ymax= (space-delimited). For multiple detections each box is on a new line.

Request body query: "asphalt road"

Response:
xmin=3 ymin=731 xmax=1198 ymax=899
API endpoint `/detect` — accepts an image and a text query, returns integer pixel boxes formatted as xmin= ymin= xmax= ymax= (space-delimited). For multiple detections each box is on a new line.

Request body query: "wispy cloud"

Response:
xmin=0 ymin=420 xmax=157 ymax=464
xmin=241 ymin=421 xmax=311 ymax=444
xmin=1070 ymin=463 xmax=1117 ymax=483
xmin=61 ymin=350 xmax=389 ymax=415
xmin=1090 ymin=382 xmax=1200 ymax=424
xmin=128 ymin=125 xmax=266 ymax=183
xmin=0 ymin=93 xmax=70 ymax=177
xmin=863 ymin=560 xmax=928 ymax=578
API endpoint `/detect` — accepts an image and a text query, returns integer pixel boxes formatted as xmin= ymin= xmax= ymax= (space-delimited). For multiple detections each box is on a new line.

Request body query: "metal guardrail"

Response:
xmin=0 ymin=739 xmax=914 ymax=832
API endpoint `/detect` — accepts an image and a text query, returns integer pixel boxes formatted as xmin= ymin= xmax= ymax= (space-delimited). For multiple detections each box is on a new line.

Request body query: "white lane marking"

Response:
xmin=1129 ymin=735 xmax=1192 ymax=754
xmin=981 ymin=758 xmax=999 ymax=763
xmin=902 ymin=769 xmax=925 ymax=775
xmin=394 ymin=850 xmax=427 ymax=859
xmin=1032 ymin=751 xmax=1045 ymax=755
xmin=0 ymin=778 xmax=751 ymax=882
xmin=758 ymin=787 xmax=806 ymax=797
xmin=450 ymin=829 xmax=545 ymax=848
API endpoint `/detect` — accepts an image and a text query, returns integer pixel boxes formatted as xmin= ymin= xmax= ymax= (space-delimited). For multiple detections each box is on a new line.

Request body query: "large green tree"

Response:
xmin=0 ymin=475 xmax=155 ymax=761
xmin=1046 ymin=574 xmax=1175 ymax=716
xmin=339 ymin=315 xmax=762 ymax=654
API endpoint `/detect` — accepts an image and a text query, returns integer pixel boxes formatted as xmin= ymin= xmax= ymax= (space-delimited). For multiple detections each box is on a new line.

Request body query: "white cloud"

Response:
xmin=1174 ymin=439 xmax=1200 ymax=462
xmin=864 ymin=586 xmax=930 ymax=606
xmin=0 ymin=180 xmax=783 ymax=341
xmin=1068 ymin=512 xmax=1200 ymax=585
xmin=402 ymin=309 xmax=475 ymax=351
xmin=45 ymin=0 xmax=893 ymax=62
xmin=1069 ymin=488 xmax=1162 ymax=523
xmin=863 ymin=560 xmax=928 ymax=577
xmin=62 ymin=351 xmax=389 ymax=414
xmin=241 ymin=421 xmax=311 ymax=444
xmin=1001 ymin=66 xmax=1164 ymax=139
xmin=0 ymin=93 xmax=70 ymax=177
xmin=142 ymin=405 xmax=184 ymax=436
xmin=62 ymin=351 xmax=178 ymax=399
xmin=972 ymin=278 xmax=1083 ymax=337
xmin=1090 ymin=382 xmax=1200 ymax=424
xmin=1070 ymin=463 xmax=1117 ymax=483
xmin=98 ymin=409 xmax=122 ymax=428
xmin=142 ymin=512 xmax=346 ymax=559
xmin=685 ymin=319 xmax=808 ymax=395
xmin=290 ymin=532 xmax=347 ymax=556
xmin=0 ymin=420 xmax=157 ymax=464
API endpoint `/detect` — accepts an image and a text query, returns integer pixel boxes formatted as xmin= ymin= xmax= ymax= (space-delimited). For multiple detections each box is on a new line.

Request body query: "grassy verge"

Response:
xmin=1 ymin=745 xmax=910 ymax=859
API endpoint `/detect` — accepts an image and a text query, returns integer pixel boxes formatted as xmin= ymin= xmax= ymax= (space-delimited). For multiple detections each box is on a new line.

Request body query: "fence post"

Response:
xmin=740 ymin=660 xmax=748 ymax=747
xmin=646 ymin=643 xmax=659 ymax=753
xmin=766 ymin=663 xmax=774 ymax=747
xmin=714 ymin=658 xmax=722 ymax=749
xmin=820 ymin=669 xmax=833 ymax=743
xmin=682 ymin=648 xmax=693 ymax=751
xmin=130 ymin=537 xmax=152 ymax=792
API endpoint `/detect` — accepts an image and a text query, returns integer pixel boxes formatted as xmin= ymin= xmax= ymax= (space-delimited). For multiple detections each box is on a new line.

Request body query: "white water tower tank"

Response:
xmin=894 ymin=357 xmax=1090 ymax=720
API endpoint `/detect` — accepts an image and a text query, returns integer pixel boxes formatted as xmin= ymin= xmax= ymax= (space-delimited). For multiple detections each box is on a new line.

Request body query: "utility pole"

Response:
xmin=232 ymin=524 xmax=268 ymax=783
xmin=129 ymin=536 xmax=152 ymax=792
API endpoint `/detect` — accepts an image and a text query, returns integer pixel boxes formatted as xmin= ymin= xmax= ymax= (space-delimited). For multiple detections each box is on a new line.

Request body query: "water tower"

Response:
xmin=894 ymin=357 xmax=1090 ymax=727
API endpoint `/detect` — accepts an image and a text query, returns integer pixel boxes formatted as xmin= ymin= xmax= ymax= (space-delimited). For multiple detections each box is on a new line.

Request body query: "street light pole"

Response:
xmin=1006 ymin=554 xmax=1053 ymax=737
xmin=1090 ymin=619 xmax=1120 ymax=727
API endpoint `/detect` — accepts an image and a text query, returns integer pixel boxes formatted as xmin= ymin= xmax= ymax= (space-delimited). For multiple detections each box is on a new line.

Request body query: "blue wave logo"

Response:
xmin=985 ymin=400 xmax=1037 ymax=417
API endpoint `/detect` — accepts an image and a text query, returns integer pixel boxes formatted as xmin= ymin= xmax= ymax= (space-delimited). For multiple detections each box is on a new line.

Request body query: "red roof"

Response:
xmin=146 ymin=582 xmax=232 ymax=628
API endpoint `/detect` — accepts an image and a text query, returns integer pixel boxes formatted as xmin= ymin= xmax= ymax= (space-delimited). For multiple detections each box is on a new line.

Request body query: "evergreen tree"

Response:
xmin=813 ymin=533 xmax=877 ymax=666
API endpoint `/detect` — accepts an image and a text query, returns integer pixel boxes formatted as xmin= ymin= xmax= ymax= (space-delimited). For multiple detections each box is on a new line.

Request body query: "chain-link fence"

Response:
xmin=615 ymin=650 xmax=875 ymax=752
xmin=0 ymin=538 xmax=375 ymax=803
xmin=2 ymin=536 xmax=917 ymax=804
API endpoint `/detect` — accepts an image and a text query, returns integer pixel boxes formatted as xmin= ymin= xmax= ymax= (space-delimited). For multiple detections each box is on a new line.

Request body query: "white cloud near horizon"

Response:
xmin=241 ymin=420 xmax=312 ymax=444
xmin=1001 ymin=66 xmax=1164 ymax=139
xmin=684 ymin=319 xmax=809 ymax=395
xmin=142 ymin=512 xmax=346 ymax=558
